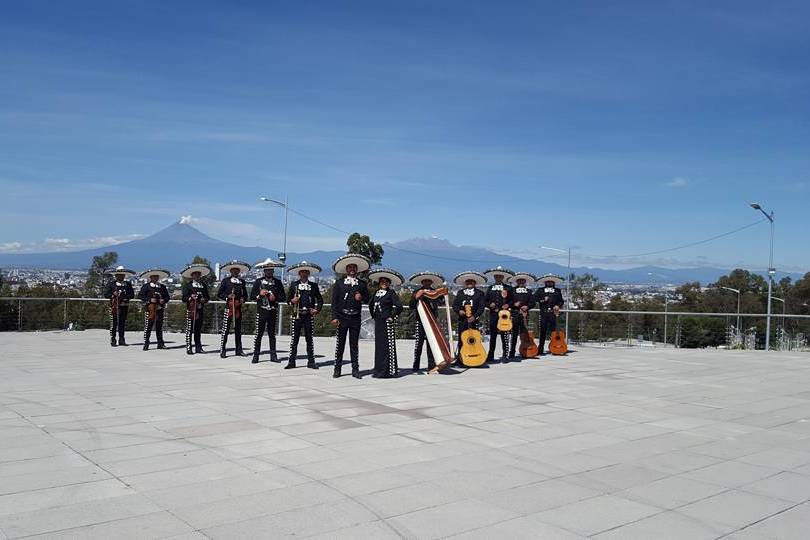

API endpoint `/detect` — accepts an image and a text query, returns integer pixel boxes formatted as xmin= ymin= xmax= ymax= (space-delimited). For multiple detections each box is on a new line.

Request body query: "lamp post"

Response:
xmin=540 ymin=245 xmax=571 ymax=339
xmin=260 ymin=195 xmax=289 ymax=283
xmin=750 ymin=203 xmax=775 ymax=350
xmin=720 ymin=286 xmax=742 ymax=331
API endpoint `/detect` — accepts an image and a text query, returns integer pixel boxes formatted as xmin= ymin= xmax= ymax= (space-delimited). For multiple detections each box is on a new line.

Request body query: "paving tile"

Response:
xmin=677 ymin=489 xmax=794 ymax=530
xmin=532 ymin=494 xmax=662 ymax=536
xmin=736 ymin=501 xmax=810 ymax=540
xmin=740 ymin=471 xmax=810 ymax=503
xmin=22 ymin=511 xmax=194 ymax=539
xmin=621 ymin=474 xmax=727 ymax=509
xmin=447 ymin=515 xmax=586 ymax=539
xmin=387 ymin=498 xmax=521 ymax=538
xmin=592 ymin=510 xmax=725 ymax=540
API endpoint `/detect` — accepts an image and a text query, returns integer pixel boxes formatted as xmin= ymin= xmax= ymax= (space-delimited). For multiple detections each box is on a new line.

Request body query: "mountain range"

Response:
xmin=0 ymin=220 xmax=802 ymax=285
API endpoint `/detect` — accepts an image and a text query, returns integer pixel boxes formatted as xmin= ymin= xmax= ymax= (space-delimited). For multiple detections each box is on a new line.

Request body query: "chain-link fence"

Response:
xmin=2 ymin=298 xmax=810 ymax=351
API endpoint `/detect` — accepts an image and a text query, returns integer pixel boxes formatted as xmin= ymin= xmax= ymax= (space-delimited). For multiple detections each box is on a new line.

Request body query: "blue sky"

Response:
xmin=1 ymin=1 xmax=808 ymax=272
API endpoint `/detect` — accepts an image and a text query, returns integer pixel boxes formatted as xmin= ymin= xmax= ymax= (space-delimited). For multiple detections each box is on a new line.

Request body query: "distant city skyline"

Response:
xmin=1 ymin=2 xmax=808 ymax=272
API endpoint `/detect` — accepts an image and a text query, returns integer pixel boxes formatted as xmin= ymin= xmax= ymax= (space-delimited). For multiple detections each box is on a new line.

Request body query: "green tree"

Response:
xmin=346 ymin=233 xmax=384 ymax=265
xmin=569 ymin=273 xmax=603 ymax=310
xmin=84 ymin=251 xmax=118 ymax=297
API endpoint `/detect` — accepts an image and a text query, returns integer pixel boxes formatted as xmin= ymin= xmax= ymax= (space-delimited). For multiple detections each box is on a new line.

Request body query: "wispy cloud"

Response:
xmin=664 ymin=177 xmax=689 ymax=188
xmin=0 ymin=235 xmax=144 ymax=254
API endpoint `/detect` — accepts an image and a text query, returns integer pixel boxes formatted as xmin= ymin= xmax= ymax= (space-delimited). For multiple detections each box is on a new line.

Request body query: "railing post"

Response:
xmin=18 ymin=299 xmax=22 ymax=331
xmin=63 ymin=299 xmax=68 ymax=330
xmin=277 ymin=304 xmax=284 ymax=335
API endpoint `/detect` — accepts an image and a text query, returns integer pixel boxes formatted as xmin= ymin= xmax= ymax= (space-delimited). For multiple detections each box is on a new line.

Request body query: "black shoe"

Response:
xmin=284 ymin=362 xmax=296 ymax=370
xmin=270 ymin=354 xmax=280 ymax=363
xmin=251 ymin=356 xmax=259 ymax=364
xmin=412 ymin=363 xmax=420 ymax=371
xmin=501 ymin=357 xmax=509 ymax=364
xmin=157 ymin=343 xmax=167 ymax=350
xmin=236 ymin=349 xmax=245 ymax=357
xmin=195 ymin=346 xmax=203 ymax=353
xmin=186 ymin=349 xmax=193 ymax=355
xmin=332 ymin=369 xmax=341 ymax=378
xmin=352 ymin=368 xmax=361 ymax=379
xmin=119 ymin=340 xmax=128 ymax=346
xmin=111 ymin=340 xmax=117 ymax=347
xmin=220 ymin=351 xmax=227 ymax=358
xmin=427 ymin=364 xmax=436 ymax=371
xmin=143 ymin=344 xmax=149 ymax=351
xmin=307 ymin=362 xmax=318 ymax=370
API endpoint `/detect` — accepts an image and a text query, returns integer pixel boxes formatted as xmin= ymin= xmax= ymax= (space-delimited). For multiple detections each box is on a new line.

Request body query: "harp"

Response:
xmin=414 ymin=287 xmax=455 ymax=373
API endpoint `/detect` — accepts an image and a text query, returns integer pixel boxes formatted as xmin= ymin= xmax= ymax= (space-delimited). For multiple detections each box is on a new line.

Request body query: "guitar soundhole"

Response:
xmin=467 ymin=337 xmax=475 ymax=345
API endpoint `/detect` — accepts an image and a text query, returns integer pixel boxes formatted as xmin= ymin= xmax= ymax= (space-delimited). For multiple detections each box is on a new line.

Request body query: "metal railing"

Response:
xmin=1 ymin=297 xmax=809 ymax=351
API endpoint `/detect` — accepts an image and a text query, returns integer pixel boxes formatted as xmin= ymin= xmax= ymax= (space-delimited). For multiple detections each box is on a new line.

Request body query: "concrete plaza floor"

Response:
xmin=1 ymin=330 xmax=810 ymax=539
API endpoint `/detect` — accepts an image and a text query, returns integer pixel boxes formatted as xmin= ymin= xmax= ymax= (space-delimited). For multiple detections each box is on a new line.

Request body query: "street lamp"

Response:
xmin=720 ymin=286 xmax=742 ymax=331
xmin=750 ymin=203 xmax=775 ymax=350
xmin=260 ymin=195 xmax=289 ymax=282
xmin=540 ymin=245 xmax=572 ymax=339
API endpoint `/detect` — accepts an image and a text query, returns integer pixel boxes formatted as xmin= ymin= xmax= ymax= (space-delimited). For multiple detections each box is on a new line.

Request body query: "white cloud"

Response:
xmin=664 ymin=177 xmax=689 ymax=188
xmin=0 ymin=234 xmax=144 ymax=254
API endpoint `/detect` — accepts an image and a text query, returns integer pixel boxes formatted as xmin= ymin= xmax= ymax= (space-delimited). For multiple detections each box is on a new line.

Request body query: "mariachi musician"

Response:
xmin=217 ymin=260 xmax=251 ymax=358
xmin=534 ymin=273 xmax=565 ymax=355
xmin=286 ymin=261 xmax=324 ymax=370
xmin=483 ymin=266 xmax=515 ymax=363
xmin=368 ymin=268 xmax=404 ymax=379
xmin=451 ymin=271 xmax=486 ymax=363
xmin=181 ymin=262 xmax=211 ymax=355
xmin=138 ymin=268 xmax=171 ymax=350
xmin=330 ymin=253 xmax=371 ymax=379
xmin=251 ymin=258 xmax=286 ymax=364
xmin=408 ymin=271 xmax=444 ymax=372
xmin=104 ymin=265 xmax=136 ymax=347
xmin=507 ymin=272 xmax=536 ymax=359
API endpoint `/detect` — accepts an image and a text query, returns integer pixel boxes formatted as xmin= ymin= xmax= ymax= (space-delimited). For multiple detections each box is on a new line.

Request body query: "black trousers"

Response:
xmin=509 ymin=311 xmax=527 ymax=358
xmin=185 ymin=308 xmax=204 ymax=353
xmin=413 ymin=320 xmax=435 ymax=369
xmin=110 ymin=305 xmax=129 ymax=343
xmin=289 ymin=314 xmax=315 ymax=364
xmin=538 ymin=312 xmax=558 ymax=353
xmin=143 ymin=309 xmax=165 ymax=347
xmin=487 ymin=313 xmax=510 ymax=360
xmin=373 ymin=317 xmax=398 ymax=377
xmin=334 ymin=315 xmax=360 ymax=371
xmin=220 ymin=310 xmax=243 ymax=354
xmin=456 ymin=317 xmax=478 ymax=360
xmin=253 ymin=308 xmax=278 ymax=359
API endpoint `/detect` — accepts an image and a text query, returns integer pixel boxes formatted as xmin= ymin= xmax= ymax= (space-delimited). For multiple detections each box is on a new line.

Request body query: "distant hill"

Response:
xmin=0 ymin=221 xmax=802 ymax=284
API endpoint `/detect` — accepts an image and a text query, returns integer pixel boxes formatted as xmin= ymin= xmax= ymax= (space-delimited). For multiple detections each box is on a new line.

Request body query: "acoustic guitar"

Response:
xmin=549 ymin=326 xmax=568 ymax=356
xmin=518 ymin=312 xmax=539 ymax=358
xmin=460 ymin=304 xmax=486 ymax=367
xmin=497 ymin=309 xmax=512 ymax=332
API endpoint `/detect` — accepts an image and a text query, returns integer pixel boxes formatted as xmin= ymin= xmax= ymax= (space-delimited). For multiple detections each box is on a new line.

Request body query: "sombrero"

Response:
xmin=107 ymin=265 xmax=136 ymax=278
xmin=453 ymin=271 xmax=487 ymax=287
xmin=509 ymin=272 xmax=537 ymax=286
xmin=332 ymin=253 xmax=371 ymax=274
xmin=408 ymin=271 xmax=445 ymax=288
xmin=180 ymin=263 xmax=212 ymax=279
xmin=538 ymin=273 xmax=564 ymax=285
xmin=368 ymin=268 xmax=404 ymax=287
xmin=139 ymin=268 xmax=171 ymax=281
xmin=254 ymin=257 xmax=285 ymax=270
xmin=287 ymin=261 xmax=322 ymax=275
xmin=483 ymin=266 xmax=516 ymax=281
xmin=220 ymin=260 xmax=251 ymax=275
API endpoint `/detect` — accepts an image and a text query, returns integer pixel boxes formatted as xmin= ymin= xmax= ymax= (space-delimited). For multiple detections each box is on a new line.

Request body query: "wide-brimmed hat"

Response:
xmin=140 ymin=268 xmax=170 ymax=281
xmin=538 ymin=273 xmax=563 ymax=285
xmin=180 ymin=263 xmax=212 ymax=279
xmin=254 ymin=258 xmax=284 ymax=272
xmin=287 ymin=261 xmax=322 ymax=275
xmin=368 ymin=268 xmax=404 ymax=287
xmin=107 ymin=265 xmax=136 ymax=278
xmin=483 ymin=266 xmax=516 ymax=281
xmin=332 ymin=253 xmax=371 ymax=274
xmin=408 ymin=271 xmax=445 ymax=288
xmin=220 ymin=260 xmax=251 ymax=275
xmin=453 ymin=271 xmax=487 ymax=287
xmin=509 ymin=272 xmax=537 ymax=286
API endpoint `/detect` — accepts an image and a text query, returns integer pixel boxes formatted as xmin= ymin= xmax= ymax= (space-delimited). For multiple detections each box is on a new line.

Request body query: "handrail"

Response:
xmin=1 ymin=297 xmax=809 ymax=319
